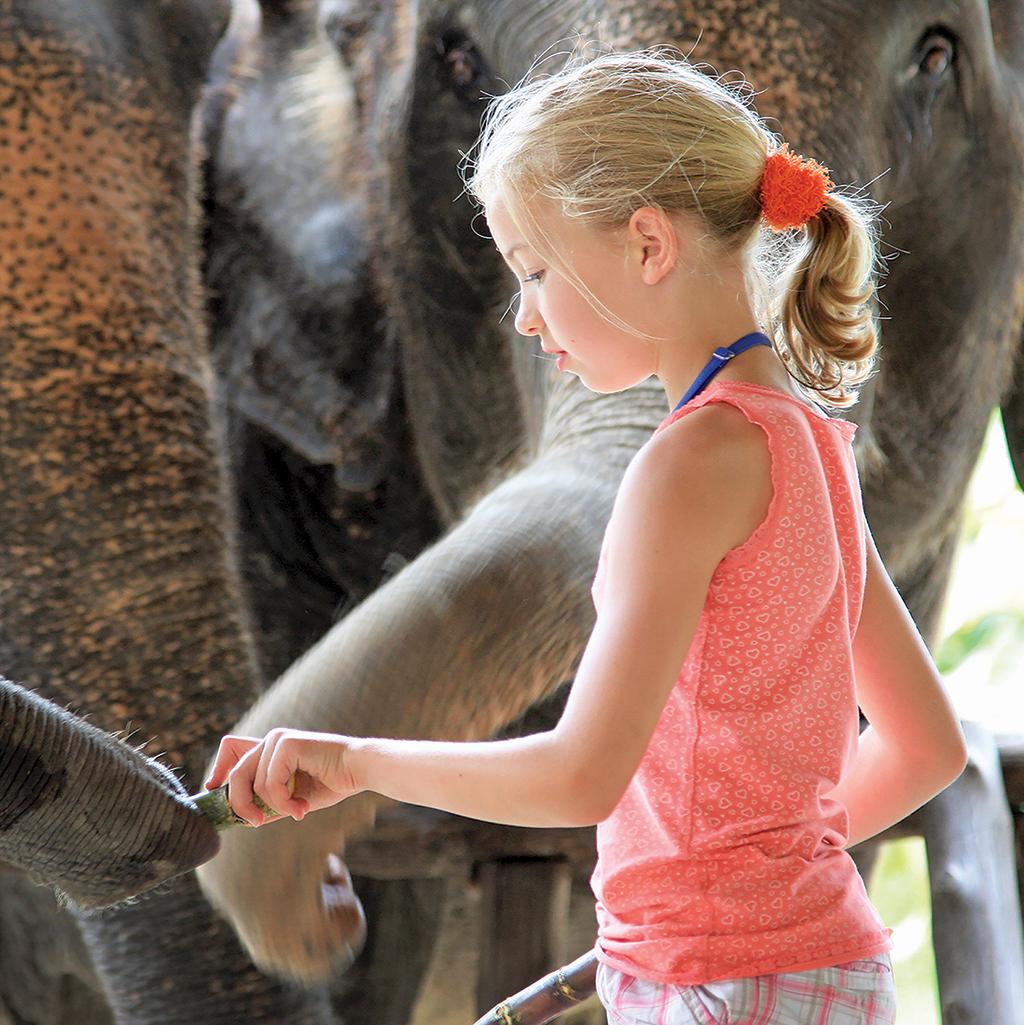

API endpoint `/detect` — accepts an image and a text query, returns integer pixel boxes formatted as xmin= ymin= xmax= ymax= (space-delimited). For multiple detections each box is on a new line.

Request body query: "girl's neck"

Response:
xmin=651 ymin=257 xmax=799 ymax=410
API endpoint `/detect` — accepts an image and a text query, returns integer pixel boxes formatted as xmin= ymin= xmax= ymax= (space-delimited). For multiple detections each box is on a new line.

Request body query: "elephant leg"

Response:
xmin=0 ymin=867 xmax=112 ymax=1025
xmin=327 ymin=876 xmax=447 ymax=1025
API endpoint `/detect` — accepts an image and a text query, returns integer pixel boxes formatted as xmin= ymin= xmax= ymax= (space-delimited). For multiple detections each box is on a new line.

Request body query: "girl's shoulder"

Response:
xmin=625 ymin=401 xmax=773 ymax=556
xmin=646 ymin=393 xmax=771 ymax=474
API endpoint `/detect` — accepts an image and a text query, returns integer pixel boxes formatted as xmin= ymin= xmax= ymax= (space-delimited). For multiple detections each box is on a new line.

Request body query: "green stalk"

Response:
xmin=189 ymin=785 xmax=281 ymax=832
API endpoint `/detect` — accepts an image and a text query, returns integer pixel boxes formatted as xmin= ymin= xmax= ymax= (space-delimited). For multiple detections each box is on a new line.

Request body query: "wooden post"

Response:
xmin=997 ymin=731 xmax=1024 ymax=993
xmin=475 ymin=857 xmax=572 ymax=1017
xmin=915 ymin=721 xmax=1024 ymax=1024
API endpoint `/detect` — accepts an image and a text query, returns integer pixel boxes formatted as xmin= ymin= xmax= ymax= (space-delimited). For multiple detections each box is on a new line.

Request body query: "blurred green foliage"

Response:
xmin=935 ymin=611 xmax=1024 ymax=675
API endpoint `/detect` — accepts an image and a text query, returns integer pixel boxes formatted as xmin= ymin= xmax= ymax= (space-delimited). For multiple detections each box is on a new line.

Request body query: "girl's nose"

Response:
xmin=515 ymin=300 xmax=543 ymax=338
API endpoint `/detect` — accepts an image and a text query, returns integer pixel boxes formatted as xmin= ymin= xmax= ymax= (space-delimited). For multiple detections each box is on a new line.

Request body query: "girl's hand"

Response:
xmin=204 ymin=729 xmax=360 ymax=826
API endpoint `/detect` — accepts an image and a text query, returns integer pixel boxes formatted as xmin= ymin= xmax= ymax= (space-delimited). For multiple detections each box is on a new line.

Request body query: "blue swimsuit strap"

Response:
xmin=672 ymin=332 xmax=773 ymax=413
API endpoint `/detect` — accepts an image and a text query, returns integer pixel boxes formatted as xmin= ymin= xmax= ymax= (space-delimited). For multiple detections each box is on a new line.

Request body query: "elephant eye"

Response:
xmin=917 ymin=30 xmax=955 ymax=78
xmin=433 ymin=26 xmax=493 ymax=105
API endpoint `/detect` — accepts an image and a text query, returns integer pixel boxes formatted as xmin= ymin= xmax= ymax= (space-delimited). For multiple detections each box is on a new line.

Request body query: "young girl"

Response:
xmin=204 ymin=46 xmax=968 ymax=1024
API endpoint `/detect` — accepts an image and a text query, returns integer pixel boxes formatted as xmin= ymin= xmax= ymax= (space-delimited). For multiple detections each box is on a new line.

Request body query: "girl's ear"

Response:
xmin=627 ymin=206 xmax=678 ymax=285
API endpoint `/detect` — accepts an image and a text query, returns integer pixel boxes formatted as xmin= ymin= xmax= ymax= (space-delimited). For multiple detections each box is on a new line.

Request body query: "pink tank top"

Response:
xmin=589 ymin=378 xmax=894 ymax=985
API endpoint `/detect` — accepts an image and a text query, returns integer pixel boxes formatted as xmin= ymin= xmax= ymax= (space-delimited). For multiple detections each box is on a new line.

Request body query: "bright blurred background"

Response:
xmin=867 ymin=407 xmax=1024 ymax=1024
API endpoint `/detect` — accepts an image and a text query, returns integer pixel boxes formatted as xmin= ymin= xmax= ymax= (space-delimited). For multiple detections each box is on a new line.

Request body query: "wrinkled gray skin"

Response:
xmin=4 ymin=0 xmax=1024 ymax=1023
xmin=196 ymin=0 xmax=1024 ymax=1021
xmin=0 ymin=678 xmax=219 ymax=908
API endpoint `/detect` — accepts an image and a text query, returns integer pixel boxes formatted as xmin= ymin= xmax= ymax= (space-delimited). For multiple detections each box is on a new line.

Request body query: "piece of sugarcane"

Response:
xmin=472 ymin=950 xmax=599 ymax=1025
xmin=190 ymin=772 xmax=301 ymax=831
xmin=189 ymin=784 xmax=281 ymax=831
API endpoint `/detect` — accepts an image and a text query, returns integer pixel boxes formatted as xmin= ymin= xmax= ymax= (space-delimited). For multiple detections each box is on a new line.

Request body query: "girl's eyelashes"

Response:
xmin=522 ymin=270 xmax=545 ymax=284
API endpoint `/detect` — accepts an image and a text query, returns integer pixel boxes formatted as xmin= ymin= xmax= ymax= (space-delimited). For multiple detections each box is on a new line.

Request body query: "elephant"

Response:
xmin=3 ymin=1 xmax=1023 ymax=1024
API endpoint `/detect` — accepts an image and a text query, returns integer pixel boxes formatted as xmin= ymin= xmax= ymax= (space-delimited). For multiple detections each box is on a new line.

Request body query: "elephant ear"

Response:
xmin=1001 ymin=339 xmax=1024 ymax=492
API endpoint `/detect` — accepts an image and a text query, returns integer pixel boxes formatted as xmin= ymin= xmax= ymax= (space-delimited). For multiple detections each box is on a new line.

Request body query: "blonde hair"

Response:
xmin=460 ymin=44 xmax=883 ymax=409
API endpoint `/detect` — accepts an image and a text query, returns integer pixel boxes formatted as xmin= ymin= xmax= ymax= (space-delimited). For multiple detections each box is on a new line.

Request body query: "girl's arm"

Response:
xmin=822 ymin=521 xmax=969 ymax=848
xmin=206 ymin=406 xmax=770 ymax=830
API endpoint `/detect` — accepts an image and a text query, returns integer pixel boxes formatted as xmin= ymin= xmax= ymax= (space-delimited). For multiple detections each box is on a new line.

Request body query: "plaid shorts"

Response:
xmin=595 ymin=952 xmax=897 ymax=1024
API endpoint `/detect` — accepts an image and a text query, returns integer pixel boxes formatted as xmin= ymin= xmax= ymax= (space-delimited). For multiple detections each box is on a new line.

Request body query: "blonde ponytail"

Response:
xmin=772 ymin=192 xmax=881 ymax=408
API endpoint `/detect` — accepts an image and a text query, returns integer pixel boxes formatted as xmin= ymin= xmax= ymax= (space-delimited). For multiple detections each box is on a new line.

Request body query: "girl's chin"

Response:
xmin=582 ymin=372 xmax=650 ymax=395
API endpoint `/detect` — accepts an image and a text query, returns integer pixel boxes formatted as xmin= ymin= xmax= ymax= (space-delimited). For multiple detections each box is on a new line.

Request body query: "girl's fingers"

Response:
xmin=226 ymin=744 xmax=266 ymax=826
xmin=250 ymin=731 xmax=275 ymax=818
xmin=266 ymin=745 xmax=304 ymax=820
xmin=252 ymin=729 xmax=291 ymax=822
xmin=205 ymin=735 xmax=261 ymax=789
xmin=210 ymin=729 xmax=344 ymax=825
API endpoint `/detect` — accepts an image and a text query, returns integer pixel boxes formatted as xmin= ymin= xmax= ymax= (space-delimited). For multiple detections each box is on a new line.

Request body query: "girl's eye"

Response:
xmin=523 ymin=270 xmax=544 ymax=284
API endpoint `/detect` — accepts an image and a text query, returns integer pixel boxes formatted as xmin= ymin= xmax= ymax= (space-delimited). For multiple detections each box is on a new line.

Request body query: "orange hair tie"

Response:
xmin=759 ymin=143 xmax=835 ymax=233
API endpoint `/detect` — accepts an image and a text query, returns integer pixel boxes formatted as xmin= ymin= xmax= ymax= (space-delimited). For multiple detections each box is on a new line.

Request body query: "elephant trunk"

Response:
xmin=0 ymin=678 xmax=219 ymax=909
